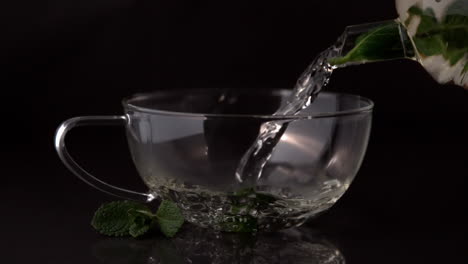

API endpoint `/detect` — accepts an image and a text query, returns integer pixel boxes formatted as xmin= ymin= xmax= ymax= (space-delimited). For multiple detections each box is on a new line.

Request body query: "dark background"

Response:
xmin=3 ymin=0 xmax=467 ymax=263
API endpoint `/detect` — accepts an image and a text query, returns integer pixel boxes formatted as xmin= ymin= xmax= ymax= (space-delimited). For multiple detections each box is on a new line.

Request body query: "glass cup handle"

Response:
xmin=54 ymin=115 xmax=155 ymax=203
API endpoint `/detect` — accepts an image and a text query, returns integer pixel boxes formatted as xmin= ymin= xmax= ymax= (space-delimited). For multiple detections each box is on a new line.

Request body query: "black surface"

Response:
xmin=3 ymin=0 xmax=468 ymax=263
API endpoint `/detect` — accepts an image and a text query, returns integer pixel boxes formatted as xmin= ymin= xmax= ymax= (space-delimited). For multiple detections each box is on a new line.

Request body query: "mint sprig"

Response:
xmin=91 ymin=200 xmax=184 ymax=238
xmin=407 ymin=5 xmax=468 ymax=70
xmin=220 ymin=188 xmax=279 ymax=233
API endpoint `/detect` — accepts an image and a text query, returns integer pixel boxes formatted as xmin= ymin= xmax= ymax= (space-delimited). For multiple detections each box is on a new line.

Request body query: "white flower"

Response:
xmin=396 ymin=0 xmax=421 ymax=21
xmin=421 ymin=55 xmax=468 ymax=88
xmin=396 ymin=0 xmax=457 ymax=22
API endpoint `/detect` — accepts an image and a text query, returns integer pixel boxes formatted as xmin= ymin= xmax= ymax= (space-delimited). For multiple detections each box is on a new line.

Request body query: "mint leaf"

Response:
xmin=413 ymin=34 xmax=446 ymax=56
xmin=415 ymin=8 xmax=439 ymax=35
xmin=220 ymin=188 xmax=280 ymax=233
xmin=129 ymin=215 xmax=152 ymax=238
xmin=329 ymin=22 xmax=409 ymax=66
xmin=91 ymin=201 xmax=152 ymax=237
xmin=442 ymin=14 xmax=468 ymax=65
xmin=220 ymin=215 xmax=258 ymax=233
xmin=92 ymin=200 xmax=184 ymax=238
xmin=408 ymin=6 xmax=423 ymax=16
xmin=155 ymin=200 xmax=184 ymax=238
xmin=446 ymin=48 xmax=467 ymax=65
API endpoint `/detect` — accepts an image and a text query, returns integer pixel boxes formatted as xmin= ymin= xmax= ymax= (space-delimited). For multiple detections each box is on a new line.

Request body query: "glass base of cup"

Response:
xmin=156 ymin=184 xmax=343 ymax=232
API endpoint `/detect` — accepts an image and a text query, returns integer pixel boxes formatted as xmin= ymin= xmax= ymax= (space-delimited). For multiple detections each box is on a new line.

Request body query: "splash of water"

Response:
xmin=235 ymin=35 xmax=345 ymax=184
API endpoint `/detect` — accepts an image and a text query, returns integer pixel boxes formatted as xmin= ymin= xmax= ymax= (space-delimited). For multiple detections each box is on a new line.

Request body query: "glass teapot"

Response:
xmin=333 ymin=0 xmax=467 ymax=88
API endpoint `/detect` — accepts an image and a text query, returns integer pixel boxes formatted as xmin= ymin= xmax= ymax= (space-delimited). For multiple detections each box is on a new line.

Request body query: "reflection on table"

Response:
xmin=92 ymin=225 xmax=345 ymax=264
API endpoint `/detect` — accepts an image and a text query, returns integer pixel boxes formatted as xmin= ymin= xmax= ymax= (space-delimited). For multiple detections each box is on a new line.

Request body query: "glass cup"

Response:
xmin=55 ymin=89 xmax=373 ymax=232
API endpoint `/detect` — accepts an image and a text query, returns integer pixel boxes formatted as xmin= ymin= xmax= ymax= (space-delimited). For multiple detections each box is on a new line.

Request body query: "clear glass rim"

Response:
xmin=122 ymin=89 xmax=374 ymax=120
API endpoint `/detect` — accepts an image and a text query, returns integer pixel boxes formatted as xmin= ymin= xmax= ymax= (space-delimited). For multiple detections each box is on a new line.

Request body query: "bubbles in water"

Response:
xmin=155 ymin=184 xmax=346 ymax=232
